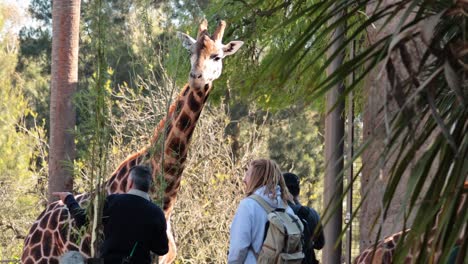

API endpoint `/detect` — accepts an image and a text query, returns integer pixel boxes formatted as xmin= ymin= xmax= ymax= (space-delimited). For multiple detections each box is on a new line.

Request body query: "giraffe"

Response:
xmin=353 ymin=182 xmax=467 ymax=264
xmin=21 ymin=19 xmax=243 ymax=264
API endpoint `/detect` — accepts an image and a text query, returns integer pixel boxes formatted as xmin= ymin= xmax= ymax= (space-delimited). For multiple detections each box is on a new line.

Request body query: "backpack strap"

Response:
xmin=247 ymin=194 xmax=274 ymax=259
xmin=249 ymin=194 xmax=303 ymax=236
xmin=286 ymin=211 xmax=304 ymax=236
xmin=249 ymin=194 xmax=275 ymax=213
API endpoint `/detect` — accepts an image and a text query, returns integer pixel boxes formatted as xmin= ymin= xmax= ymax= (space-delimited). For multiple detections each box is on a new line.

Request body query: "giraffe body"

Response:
xmin=353 ymin=230 xmax=408 ymax=264
xmin=354 ymin=183 xmax=467 ymax=264
xmin=21 ymin=20 xmax=243 ymax=264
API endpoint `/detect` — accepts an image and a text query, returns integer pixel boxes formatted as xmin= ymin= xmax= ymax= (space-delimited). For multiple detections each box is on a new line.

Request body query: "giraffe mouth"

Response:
xmin=189 ymin=78 xmax=208 ymax=90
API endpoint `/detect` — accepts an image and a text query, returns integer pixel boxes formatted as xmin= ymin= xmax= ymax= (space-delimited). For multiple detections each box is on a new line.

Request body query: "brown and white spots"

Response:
xmin=31 ymin=244 xmax=42 ymax=261
xmin=42 ymin=230 xmax=53 ymax=256
xmin=49 ymin=213 xmax=58 ymax=232
xmin=175 ymin=100 xmax=184 ymax=116
xmin=188 ymin=91 xmax=202 ymax=113
xmin=164 ymin=161 xmax=183 ymax=176
xmin=166 ymin=137 xmax=186 ymax=159
xmin=182 ymin=85 xmax=190 ymax=96
xmin=195 ymin=90 xmax=204 ymax=99
xmin=31 ymin=228 xmax=43 ymax=243
xmin=80 ymin=236 xmax=91 ymax=255
xmin=177 ymin=112 xmax=192 ymax=131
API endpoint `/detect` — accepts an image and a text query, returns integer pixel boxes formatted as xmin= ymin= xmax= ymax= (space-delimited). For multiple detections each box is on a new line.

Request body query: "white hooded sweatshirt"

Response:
xmin=227 ymin=186 xmax=294 ymax=264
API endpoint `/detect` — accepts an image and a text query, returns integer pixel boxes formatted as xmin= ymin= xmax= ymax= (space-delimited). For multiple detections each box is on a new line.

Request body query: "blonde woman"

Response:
xmin=228 ymin=159 xmax=294 ymax=264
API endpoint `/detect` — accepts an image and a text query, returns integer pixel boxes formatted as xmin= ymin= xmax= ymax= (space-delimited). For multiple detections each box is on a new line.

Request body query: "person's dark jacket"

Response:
xmin=65 ymin=192 xmax=169 ymax=264
xmin=289 ymin=201 xmax=325 ymax=264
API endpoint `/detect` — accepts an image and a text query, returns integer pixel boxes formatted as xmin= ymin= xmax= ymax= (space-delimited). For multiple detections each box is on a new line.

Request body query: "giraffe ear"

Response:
xmin=177 ymin=32 xmax=196 ymax=50
xmin=222 ymin=41 xmax=244 ymax=57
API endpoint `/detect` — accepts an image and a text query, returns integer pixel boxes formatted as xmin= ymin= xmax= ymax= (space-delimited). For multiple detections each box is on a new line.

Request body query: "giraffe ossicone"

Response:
xmin=21 ymin=19 xmax=243 ymax=264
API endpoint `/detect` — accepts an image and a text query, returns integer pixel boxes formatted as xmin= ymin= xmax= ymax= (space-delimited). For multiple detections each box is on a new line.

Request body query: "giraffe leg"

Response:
xmin=159 ymin=219 xmax=177 ymax=264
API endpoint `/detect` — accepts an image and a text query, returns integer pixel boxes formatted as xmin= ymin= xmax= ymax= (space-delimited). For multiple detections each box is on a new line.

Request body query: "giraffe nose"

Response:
xmin=190 ymin=72 xmax=203 ymax=79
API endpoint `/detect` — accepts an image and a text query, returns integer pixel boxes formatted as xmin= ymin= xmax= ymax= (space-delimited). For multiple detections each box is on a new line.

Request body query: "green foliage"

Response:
xmin=28 ymin=0 xmax=51 ymax=24
xmin=15 ymin=55 xmax=50 ymax=129
xmin=267 ymin=108 xmax=324 ymax=208
xmin=18 ymin=27 xmax=51 ymax=60
xmin=75 ymin=0 xmax=116 ymax=256
xmin=17 ymin=1 xmax=51 ymax=129
xmin=269 ymin=109 xmax=323 ymax=178
xmin=0 ymin=3 xmax=45 ymax=259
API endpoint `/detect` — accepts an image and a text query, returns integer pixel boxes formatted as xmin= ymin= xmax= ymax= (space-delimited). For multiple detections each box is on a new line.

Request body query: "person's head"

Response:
xmin=129 ymin=165 xmax=152 ymax=192
xmin=283 ymin=172 xmax=300 ymax=199
xmin=243 ymin=159 xmax=290 ymax=202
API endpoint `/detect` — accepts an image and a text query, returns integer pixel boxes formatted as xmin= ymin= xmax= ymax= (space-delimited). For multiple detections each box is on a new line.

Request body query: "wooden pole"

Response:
xmin=345 ymin=39 xmax=355 ymax=264
xmin=323 ymin=3 xmax=345 ymax=263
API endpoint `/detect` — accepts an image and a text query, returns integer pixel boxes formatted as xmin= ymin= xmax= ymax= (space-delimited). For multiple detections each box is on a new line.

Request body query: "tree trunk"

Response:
xmin=48 ymin=0 xmax=81 ymax=203
xmin=323 ymin=3 xmax=345 ymax=263
xmin=360 ymin=0 xmax=434 ymax=251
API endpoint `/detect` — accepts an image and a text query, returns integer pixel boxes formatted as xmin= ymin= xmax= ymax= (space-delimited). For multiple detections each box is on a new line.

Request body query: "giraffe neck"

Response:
xmin=105 ymin=82 xmax=212 ymax=215
xmin=155 ymin=82 xmax=212 ymax=214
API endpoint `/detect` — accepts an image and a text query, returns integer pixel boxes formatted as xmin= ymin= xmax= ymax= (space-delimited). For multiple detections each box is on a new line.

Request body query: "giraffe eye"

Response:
xmin=211 ymin=55 xmax=221 ymax=61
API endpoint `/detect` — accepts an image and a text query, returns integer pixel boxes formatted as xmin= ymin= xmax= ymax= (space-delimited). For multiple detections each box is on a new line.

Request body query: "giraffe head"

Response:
xmin=177 ymin=19 xmax=243 ymax=89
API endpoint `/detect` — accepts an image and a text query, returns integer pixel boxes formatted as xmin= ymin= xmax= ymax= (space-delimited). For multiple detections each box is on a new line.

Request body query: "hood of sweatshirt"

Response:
xmin=253 ymin=185 xmax=287 ymax=209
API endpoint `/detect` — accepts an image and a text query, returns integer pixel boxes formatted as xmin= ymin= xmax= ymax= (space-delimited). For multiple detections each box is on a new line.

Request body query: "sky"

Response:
xmin=1 ymin=0 xmax=33 ymax=34
xmin=3 ymin=0 xmax=29 ymax=9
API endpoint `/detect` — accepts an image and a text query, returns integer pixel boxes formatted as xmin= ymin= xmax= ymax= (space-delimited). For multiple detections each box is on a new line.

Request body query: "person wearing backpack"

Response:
xmin=228 ymin=159 xmax=304 ymax=264
xmin=283 ymin=172 xmax=325 ymax=264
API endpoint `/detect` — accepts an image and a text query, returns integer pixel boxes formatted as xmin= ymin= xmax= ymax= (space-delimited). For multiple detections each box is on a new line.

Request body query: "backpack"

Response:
xmin=249 ymin=194 xmax=305 ymax=264
xmin=291 ymin=204 xmax=320 ymax=264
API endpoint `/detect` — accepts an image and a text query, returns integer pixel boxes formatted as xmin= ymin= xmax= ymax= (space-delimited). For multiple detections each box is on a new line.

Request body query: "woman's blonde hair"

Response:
xmin=245 ymin=159 xmax=290 ymax=203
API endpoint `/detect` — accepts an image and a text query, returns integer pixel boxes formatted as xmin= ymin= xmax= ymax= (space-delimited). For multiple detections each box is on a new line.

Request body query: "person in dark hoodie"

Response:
xmin=283 ymin=172 xmax=325 ymax=264
xmin=53 ymin=165 xmax=168 ymax=264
